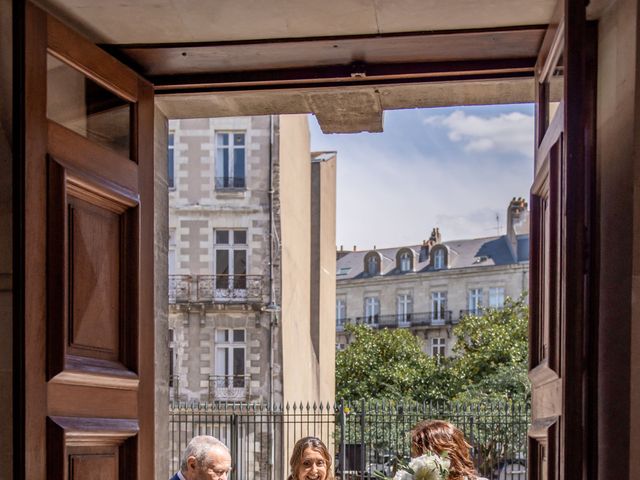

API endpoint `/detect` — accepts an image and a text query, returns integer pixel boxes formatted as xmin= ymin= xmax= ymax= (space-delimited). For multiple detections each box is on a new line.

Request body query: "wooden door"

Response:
xmin=24 ymin=3 xmax=154 ymax=479
xmin=528 ymin=0 xmax=596 ymax=479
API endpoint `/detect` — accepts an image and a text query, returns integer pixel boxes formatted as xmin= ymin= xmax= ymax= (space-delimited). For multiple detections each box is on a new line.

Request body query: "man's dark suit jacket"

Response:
xmin=169 ymin=473 xmax=181 ymax=480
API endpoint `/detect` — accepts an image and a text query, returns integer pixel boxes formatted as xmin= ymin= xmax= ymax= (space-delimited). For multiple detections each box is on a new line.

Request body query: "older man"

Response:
xmin=171 ymin=435 xmax=232 ymax=480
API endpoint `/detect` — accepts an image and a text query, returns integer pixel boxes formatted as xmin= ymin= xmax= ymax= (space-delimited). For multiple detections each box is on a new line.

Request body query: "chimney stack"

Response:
xmin=506 ymin=197 xmax=529 ymax=260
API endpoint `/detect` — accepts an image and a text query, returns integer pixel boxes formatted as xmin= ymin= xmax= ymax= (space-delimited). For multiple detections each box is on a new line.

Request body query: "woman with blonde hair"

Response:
xmin=410 ymin=420 xmax=487 ymax=480
xmin=288 ymin=436 xmax=334 ymax=480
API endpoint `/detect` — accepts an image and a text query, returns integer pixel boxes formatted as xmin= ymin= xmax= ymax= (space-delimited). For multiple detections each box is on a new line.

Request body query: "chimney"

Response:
xmin=336 ymin=245 xmax=350 ymax=260
xmin=429 ymin=227 xmax=442 ymax=244
xmin=506 ymin=197 xmax=528 ymax=260
xmin=419 ymin=239 xmax=430 ymax=262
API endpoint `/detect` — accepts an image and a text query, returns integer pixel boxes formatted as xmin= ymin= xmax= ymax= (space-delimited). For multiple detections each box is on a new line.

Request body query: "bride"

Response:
xmin=409 ymin=420 xmax=488 ymax=480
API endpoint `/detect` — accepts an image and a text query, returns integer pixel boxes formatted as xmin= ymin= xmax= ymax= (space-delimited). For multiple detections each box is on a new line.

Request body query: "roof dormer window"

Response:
xmin=364 ymin=251 xmax=381 ymax=276
xmin=432 ymin=247 xmax=448 ymax=270
xmin=367 ymin=255 xmax=379 ymax=275
xmin=396 ymin=248 xmax=414 ymax=273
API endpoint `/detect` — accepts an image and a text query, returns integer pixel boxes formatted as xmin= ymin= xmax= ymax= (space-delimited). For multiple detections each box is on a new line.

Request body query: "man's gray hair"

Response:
xmin=180 ymin=435 xmax=229 ymax=472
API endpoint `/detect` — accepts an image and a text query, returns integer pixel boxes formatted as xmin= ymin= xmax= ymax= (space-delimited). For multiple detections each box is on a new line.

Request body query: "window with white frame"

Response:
xmin=433 ymin=249 xmax=445 ymax=269
xmin=168 ymin=130 xmax=175 ymax=189
xmin=431 ymin=291 xmax=448 ymax=321
xmin=336 ymin=343 xmax=346 ymax=351
xmin=468 ymin=288 xmax=483 ymax=314
xmin=399 ymin=252 xmax=412 ymax=272
xmin=489 ymin=287 xmax=506 ymax=308
xmin=336 ymin=298 xmax=347 ymax=326
xmin=396 ymin=294 xmax=413 ymax=322
xmin=364 ymin=296 xmax=380 ymax=324
xmin=431 ymin=337 xmax=446 ymax=358
xmin=214 ymin=229 xmax=247 ymax=290
xmin=215 ymin=132 xmax=246 ymax=189
xmin=215 ymin=329 xmax=246 ymax=387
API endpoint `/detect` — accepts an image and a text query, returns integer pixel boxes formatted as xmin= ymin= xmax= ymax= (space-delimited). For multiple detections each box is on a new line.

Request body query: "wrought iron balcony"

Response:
xmin=459 ymin=305 xmax=504 ymax=318
xmin=214 ymin=176 xmax=246 ymax=189
xmin=208 ymin=374 xmax=250 ymax=401
xmin=341 ymin=310 xmax=455 ymax=330
xmin=411 ymin=310 xmax=453 ymax=326
xmin=169 ymin=275 xmax=191 ymax=304
xmin=197 ymin=275 xmax=263 ymax=303
xmin=169 ymin=274 xmax=263 ymax=304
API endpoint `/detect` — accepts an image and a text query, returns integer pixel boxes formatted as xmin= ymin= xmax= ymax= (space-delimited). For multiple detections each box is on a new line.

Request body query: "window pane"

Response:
xmin=232 ymin=230 xmax=247 ymax=245
xmin=216 ymin=230 xmax=229 ymax=244
xmin=233 ymin=148 xmax=245 ymax=187
xmin=216 ymin=347 xmax=228 ymax=375
xmin=217 ymin=132 xmax=229 ymax=146
xmin=233 ymin=329 xmax=245 ymax=342
xmin=216 ymin=330 xmax=229 ymax=342
xmin=233 ymin=133 xmax=245 ymax=146
xmin=216 ymin=250 xmax=229 ymax=289
xmin=234 ymin=250 xmax=247 ymax=289
xmin=47 ymin=55 xmax=131 ymax=158
xmin=233 ymin=348 xmax=245 ymax=376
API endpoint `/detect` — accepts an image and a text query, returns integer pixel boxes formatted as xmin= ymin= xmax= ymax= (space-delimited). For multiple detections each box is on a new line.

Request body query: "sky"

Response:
xmin=308 ymin=104 xmax=534 ymax=250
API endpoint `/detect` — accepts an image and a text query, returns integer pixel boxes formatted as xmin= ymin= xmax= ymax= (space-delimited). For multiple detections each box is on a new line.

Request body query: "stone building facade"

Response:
xmin=168 ymin=115 xmax=336 ymax=404
xmin=335 ymin=198 xmax=529 ymax=357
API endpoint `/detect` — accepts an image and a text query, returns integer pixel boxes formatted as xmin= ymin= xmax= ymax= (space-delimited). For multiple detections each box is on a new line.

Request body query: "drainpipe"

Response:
xmin=268 ymin=114 xmax=275 ymax=407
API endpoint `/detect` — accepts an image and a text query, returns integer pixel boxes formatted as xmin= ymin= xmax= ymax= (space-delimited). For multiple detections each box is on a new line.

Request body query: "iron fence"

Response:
xmin=168 ymin=400 xmax=529 ymax=480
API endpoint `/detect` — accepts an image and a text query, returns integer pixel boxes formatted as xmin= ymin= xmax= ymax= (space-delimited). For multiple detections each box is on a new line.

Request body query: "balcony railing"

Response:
xmin=344 ymin=311 xmax=455 ymax=329
xmin=214 ymin=176 xmax=246 ymax=189
xmin=197 ymin=275 xmax=263 ymax=302
xmin=208 ymin=374 xmax=250 ymax=401
xmin=168 ymin=274 xmax=263 ymax=304
xmin=169 ymin=275 xmax=191 ymax=303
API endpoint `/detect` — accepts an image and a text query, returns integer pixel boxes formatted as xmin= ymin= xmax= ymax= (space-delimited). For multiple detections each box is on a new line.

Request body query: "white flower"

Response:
xmin=393 ymin=453 xmax=450 ymax=480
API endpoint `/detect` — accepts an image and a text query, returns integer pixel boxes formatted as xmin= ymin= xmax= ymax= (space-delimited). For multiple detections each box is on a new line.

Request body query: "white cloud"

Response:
xmin=334 ymin=146 xmax=531 ymax=248
xmin=424 ymin=110 xmax=534 ymax=157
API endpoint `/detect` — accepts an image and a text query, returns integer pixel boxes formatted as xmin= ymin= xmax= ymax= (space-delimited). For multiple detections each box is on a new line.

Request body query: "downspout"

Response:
xmin=267 ymin=114 xmax=277 ymax=479
xmin=268 ymin=114 xmax=275 ymax=407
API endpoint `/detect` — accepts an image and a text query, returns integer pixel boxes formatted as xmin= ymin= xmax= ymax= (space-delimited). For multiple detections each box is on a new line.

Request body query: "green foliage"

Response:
xmin=450 ymin=296 xmax=529 ymax=401
xmin=336 ymin=296 xmax=529 ymax=402
xmin=336 ymin=324 xmax=441 ymax=401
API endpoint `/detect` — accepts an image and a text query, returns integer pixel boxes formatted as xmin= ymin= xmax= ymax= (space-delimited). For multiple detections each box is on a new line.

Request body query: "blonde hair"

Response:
xmin=288 ymin=437 xmax=333 ymax=480
xmin=410 ymin=420 xmax=477 ymax=480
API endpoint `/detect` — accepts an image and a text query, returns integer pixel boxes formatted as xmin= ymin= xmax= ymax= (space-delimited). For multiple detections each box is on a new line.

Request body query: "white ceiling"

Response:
xmin=40 ymin=0 xmax=556 ymax=44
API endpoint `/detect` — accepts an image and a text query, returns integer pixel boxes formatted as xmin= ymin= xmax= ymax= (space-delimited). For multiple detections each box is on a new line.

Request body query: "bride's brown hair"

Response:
xmin=410 ymin=420 xmax=478 ymax=480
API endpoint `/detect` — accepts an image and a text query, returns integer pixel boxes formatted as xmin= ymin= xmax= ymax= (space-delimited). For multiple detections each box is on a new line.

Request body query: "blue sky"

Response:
xmin=308 ymin=104 xmax=534 ymax=250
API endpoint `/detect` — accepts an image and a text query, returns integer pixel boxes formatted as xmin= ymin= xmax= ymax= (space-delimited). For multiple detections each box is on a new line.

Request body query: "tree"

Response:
xmin=336 ymin=324 xmax=443 ymax=401
xmin=336 ymin=296 xmax=529 ymax=402
xmin=450 ymin=296 xmax=529 ymax=401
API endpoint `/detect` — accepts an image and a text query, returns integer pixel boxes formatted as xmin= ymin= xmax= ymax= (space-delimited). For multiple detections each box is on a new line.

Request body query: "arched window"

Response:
xmin=365 ymin=253 xmax=380 ymax=275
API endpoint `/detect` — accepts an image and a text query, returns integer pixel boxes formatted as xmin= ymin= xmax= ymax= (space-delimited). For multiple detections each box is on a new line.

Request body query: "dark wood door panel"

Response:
xmin=25 ymin=3 xmax=154 ymax=479
xmin=47 ymin=416 xmax=138 ymax=480
xmin=47 ymin=155 xmax=140 ymax=381
xmin=47 ymin=382 xmax=139 ymax=418
xmin=48 ymin=122 xmax=139 ymax=195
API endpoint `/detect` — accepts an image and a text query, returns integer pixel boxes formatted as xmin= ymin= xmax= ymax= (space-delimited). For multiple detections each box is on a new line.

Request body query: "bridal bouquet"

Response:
xmin=375 ymin=452 xmax=450 ymax=480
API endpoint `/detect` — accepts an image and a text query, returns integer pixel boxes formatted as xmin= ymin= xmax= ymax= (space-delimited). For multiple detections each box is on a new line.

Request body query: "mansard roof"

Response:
xmin=336 ymin=233 xmax=529 ymax=281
